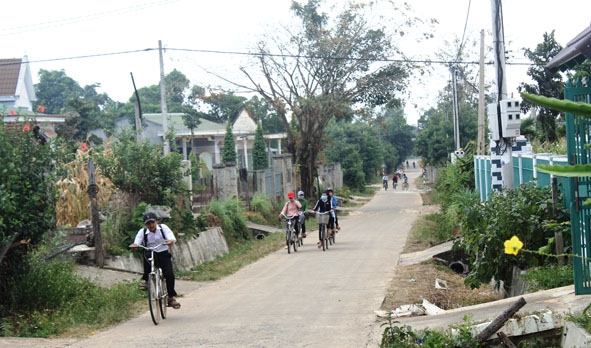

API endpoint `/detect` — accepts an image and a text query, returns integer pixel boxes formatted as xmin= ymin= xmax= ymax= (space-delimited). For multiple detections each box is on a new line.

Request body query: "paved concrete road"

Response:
xmin=2 ymin=168 xmax=424 ymax=348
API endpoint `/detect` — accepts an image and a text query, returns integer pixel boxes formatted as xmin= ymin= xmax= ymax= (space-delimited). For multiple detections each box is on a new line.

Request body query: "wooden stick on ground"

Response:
xmin=474 ymin=297 xmax=526 ymax=342
xmin=497 ymin=331 xmax=517 ymax=348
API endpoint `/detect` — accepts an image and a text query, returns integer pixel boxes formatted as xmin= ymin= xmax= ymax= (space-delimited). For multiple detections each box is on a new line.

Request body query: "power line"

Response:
xmin=0 ymin=46 xmax=534 ymax=68
xmin=0 ymin=0 xmax=181 ymax=37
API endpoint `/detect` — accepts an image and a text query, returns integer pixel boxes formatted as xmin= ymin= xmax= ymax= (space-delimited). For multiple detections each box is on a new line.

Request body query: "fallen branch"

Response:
xmin=497 ymin=331 xmax=517 ymax=348
xmin=475 ymin=297 xmax=526 ymax=342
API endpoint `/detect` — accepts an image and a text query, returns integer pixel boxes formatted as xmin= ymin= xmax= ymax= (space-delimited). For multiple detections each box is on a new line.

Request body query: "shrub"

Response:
xmin=251 ymin=193 xmax=272 ymax=222
xmin=522 ymin=264 xmax=574 ymax=292
xmin=456 ymin=183 xmax=570 ymax=291
xmin=208 ymin=198 xmax=249 ymax=244
xmin=0 ymin=119 xmax=60 ymax=317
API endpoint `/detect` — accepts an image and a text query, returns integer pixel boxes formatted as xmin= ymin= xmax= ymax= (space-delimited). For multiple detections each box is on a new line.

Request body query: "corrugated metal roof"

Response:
xmin=143 ymin=113 xmax=225 ymax=133
xmin=0 ymin=58 xmax=22 ymax=96
xmin=547 ymin=25 xmax=591 ymax=72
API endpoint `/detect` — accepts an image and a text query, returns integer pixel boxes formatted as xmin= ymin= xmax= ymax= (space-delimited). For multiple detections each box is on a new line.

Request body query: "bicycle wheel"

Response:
xmin=321 ymin=225 xmax=327 ymax=251
xmin=330 ymin=228 xmax=335 ymax=245
xmin=148 ymin=274 xmax=160 ymax=325
xmin=286 ymin=230 xmax=291 ymax=254
xmin=158 ymin=270 xmax=168 ymax=320
xmin=292 ymin=229 xmax=298 ymax=252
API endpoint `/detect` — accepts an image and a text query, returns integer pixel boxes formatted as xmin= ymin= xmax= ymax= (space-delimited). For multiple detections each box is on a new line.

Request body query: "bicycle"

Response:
xmin=132 ymin=242 xmax=169 ymax=325
xmin=392 ymin=181 xmax=398 ymax=190
xmin=315 ymin=211 xmax=330 ymax=251
xmin=281 ymin=213 xmax=299 ymax=254
xmin=383 ymin=180 xmax=388 ymax=191
xmin=402 ymin=181 xmax=409 ymax=191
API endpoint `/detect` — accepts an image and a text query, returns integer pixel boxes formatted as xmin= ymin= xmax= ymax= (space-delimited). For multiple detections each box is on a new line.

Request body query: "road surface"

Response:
xmin=2 ymin=167 xmax=425 ymax=348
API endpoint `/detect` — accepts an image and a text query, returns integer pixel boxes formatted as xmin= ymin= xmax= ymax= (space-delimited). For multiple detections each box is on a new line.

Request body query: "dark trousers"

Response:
xmin=142 ymin=250 xmax=177 ymax=297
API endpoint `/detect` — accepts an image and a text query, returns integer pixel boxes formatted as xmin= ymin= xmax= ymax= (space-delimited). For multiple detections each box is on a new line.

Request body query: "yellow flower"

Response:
xmin=504 ymin=236 xmax=524 ymax=256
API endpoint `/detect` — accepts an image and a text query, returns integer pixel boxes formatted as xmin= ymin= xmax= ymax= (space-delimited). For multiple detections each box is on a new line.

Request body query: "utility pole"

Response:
xmin=159 ymin=40 xmax=170 ymax=155
xmin=451 ymin=66 xmax=460 ymax=151
xmin=489 ymin=0 xmax=517 ymax=190
xmin=477 ymin=29 xmax=486 ymax=155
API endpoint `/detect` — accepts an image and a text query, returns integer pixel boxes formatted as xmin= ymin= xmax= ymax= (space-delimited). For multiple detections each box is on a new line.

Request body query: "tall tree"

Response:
xmin=518 ymin=31 xmax=564 ymax=143
xmin=240 ymin=0 xmax=417 ymax=196
xmin=34 ymin=69 xmax=84 ymax=114
xmin=252 ymin=123 xmax=268 ymax=170
xmin=222 ymin=121 xmax=237 ymax=163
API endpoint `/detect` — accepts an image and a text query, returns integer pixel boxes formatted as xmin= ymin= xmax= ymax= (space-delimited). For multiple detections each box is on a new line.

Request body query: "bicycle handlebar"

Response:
xmin=280 ymin=213 xmax=298 ymax=219
xmin=129 ymin=242 xmax=170 ymax=251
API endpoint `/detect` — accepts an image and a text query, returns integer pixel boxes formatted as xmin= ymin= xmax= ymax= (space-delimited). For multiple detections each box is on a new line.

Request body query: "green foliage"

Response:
xmin=251 ymin=193 xmax=273 ymax=221
xmin=0 ymin=120 xmax=60 ymax=316
xmin=222 ymin=122 xmax=237 ymax=163
xmin=0 ymin=256 xmax=142 ymax=337
xmin=208 ymin=198 xmax=249 ymax=244
xmin=93 ymin=129 xmax=186 ymax=207
xmin=433 ymin=143 xmax=476 ymax=211
xmin=252 ymin=123 xmax=268 ymax=170
xmin=456 ymin=183 xmax=570 ymax=290
xmin=518 ymin=31 xmax=566 ymax=143
xmin=522 ymin=264 xmax=574 ymax=292
xmin=566 ymin=302 xmax=591 ymax=334
xmin=380 ymin=316 xmax=480 ymax=347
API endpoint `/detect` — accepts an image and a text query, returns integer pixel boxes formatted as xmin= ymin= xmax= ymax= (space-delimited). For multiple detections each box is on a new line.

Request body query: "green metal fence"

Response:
xmin=565 ymin=78 xmax=591 ymax=295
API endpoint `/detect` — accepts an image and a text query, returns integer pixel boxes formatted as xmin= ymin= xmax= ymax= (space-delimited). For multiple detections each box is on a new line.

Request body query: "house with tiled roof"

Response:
xmin=91 ymin=108 xmax=286 ymax=172
xmin=0 ymin=56 xmax=36 ymax=112
xmin=1 ymin=56 xmax=65 ymax=136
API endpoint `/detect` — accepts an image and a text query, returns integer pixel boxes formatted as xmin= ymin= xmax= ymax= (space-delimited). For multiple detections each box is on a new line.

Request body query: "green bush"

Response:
xmin=0 ymin=119 xmax=61 ymax=317
xmin=522 ymin=264 xmax=574 ymax=292
xmin=251 ymin=193 xmax=272 ymax=221
xmin=208 ymin=198 xmax=249 ymax=244
xmin=456 ymin=183 xmax=570 ymax=291
xmin=93 ymin=129 xmax=187 ymax=207
xmin=0 ymin=256 xmax=142 ymax=337
xmin=380 ymin=316 xmax=481 ymax=347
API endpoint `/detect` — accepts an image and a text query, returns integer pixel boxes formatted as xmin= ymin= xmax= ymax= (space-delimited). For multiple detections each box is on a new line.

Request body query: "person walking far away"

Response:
xmin=297 ymin=190 xmax=308 ymax=238
xmin=130 ymin=212 xmax=181 ymax=309
xmin=312 ymin=190 xmax=333 ymax=248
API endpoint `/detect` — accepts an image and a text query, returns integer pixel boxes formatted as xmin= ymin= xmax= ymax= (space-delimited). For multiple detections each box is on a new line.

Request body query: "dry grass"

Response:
xmin=381 ymin=192 xmax=501 ymax=312
xmin=381 ymin=262 xmax=500 ymax=311
xmin=55 ymin=148 xmax=114 ymax=227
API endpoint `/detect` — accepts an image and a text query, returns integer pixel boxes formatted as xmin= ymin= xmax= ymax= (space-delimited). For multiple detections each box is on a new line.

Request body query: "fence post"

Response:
xmin=532 ymin=155 xmax=538 ymax=185
xmin=518 ymin=154 xmax=523 ymax=186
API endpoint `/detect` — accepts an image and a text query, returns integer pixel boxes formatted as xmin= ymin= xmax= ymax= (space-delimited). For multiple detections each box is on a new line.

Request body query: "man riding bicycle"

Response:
xmin=382 ymin=173 xmax=388 ymax=189
xmin=130 ymin=212 xmax=181 ymax=309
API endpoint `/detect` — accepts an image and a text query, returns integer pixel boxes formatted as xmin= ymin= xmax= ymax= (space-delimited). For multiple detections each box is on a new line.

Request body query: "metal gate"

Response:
xmin=565 ymin=78 xmax=591 ymax=294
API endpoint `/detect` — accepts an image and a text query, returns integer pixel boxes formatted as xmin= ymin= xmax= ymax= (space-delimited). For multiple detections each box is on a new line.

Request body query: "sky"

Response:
xmin=2 ymin=0 xmax=590 ymax=126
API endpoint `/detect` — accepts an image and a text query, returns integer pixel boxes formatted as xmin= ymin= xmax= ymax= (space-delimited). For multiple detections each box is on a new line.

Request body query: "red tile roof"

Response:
xmin=0 ymin=58 xmax=22 ymax=96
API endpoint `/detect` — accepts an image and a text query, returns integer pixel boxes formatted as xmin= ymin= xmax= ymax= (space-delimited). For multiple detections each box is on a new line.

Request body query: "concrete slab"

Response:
xmin=398 ymin=240 xmax=455 ymax=265
xmin=392 ymin=285 xmax=591 ymax=334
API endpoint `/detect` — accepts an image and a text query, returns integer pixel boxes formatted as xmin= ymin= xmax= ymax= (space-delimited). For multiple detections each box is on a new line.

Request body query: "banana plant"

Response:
xmin=521 ymin=92 xmax=591 ymax=178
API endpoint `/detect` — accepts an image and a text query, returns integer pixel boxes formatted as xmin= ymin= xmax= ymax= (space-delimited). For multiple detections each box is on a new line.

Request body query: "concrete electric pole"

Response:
xmin=159 ymin=40 xmax=170 ymax=155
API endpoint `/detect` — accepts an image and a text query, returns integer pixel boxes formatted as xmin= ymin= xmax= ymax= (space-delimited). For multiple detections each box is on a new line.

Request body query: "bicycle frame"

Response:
xmin=281 ymin=213 xmax=298 ymax=253
xmin=134 ymin=242 xmax=169 ymax=325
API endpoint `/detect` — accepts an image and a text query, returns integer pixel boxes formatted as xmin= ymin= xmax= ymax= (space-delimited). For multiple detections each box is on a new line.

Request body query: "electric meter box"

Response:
xmin=500 ymin=99 xmax=521 ymax=138
xmin=487 ymin=103 xmax=500 ymax=141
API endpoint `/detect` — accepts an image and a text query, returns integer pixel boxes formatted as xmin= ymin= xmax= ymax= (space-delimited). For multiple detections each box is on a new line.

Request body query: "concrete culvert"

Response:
xmin=256 ymin=234 xmax=265 ymax=240
xmin=449 ymin=261 xmax=467 ymax=274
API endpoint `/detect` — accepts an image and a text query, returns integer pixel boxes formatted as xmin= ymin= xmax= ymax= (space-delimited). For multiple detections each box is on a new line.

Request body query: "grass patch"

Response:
xmin=0 ymin=260 xmax=145 ymax=338
xmin=181 ymin=232 xmax=285 ymax=281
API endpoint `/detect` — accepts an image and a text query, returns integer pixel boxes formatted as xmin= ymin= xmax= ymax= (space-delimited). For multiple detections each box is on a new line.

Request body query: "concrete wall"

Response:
xmin=318 ymin=162 xmax=343 ymax=190
xmin=212 ymin=162 xmax=238 ymax=200
xmin=104 ymin=227 xmax=229 ymax=273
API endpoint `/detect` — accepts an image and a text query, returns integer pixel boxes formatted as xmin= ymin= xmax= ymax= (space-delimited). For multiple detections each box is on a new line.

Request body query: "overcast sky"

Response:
xmin=3 ymin=0 xmax=590 ymax=125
